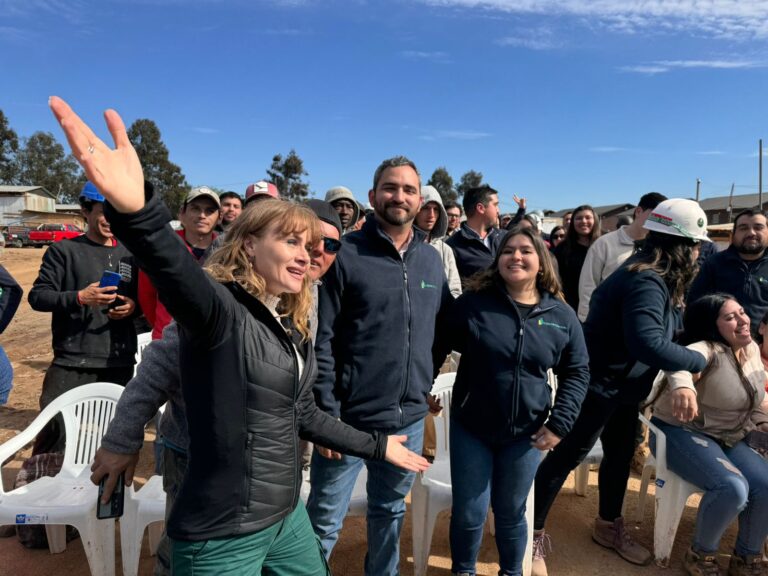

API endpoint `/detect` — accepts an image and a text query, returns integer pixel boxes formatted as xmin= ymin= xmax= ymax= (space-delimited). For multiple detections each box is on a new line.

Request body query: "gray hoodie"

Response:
xmin=324 ymin=186 xmax=360 ymax=234
xmin=419 ymin=185 xmax=462 ymax=298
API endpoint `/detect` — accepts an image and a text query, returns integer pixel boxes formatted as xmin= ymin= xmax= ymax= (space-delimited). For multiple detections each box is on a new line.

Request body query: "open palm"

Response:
xmin=49 ymin=96 xmax=145 ymax=213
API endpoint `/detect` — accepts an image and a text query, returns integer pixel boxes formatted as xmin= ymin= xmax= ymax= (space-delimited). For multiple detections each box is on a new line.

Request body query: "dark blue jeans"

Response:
xmin=449 ymin=418 xmax=542 ymax=576
xmin=651 ymin=418 xmax=768 ymax=556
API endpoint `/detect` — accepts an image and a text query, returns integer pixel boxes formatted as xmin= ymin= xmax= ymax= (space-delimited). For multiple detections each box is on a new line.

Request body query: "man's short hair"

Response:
xmin=733 ymin=209 xmax=768 ymax=230
xmin=462 ymin=185 xmax=498 ymax=217
xmin=637 ymin=192 xmax=667 ymax=211
xmin=372 ymin=156 xmax=420 ymax=191
xmin=219 ymin=191 xmax=243 ymax=206
xmin=444 ymin=201 xmax=462 ymax=214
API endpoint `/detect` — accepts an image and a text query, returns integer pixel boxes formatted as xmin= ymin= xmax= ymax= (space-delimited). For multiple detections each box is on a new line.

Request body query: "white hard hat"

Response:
xmin=643 ymin=198 xmax=710 ymax=242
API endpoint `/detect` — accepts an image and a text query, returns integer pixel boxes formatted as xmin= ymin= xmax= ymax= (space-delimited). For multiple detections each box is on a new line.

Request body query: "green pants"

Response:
xmin=171 ymin=502 xmax=331 ymax=576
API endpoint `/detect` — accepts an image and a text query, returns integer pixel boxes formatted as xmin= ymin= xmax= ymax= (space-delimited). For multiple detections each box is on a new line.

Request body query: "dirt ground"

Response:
xmin=0 ymin=247 xmax=739 ymax=576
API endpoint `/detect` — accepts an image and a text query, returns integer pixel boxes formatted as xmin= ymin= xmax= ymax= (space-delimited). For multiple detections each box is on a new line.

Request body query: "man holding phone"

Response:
xmin=29 ymin=181 xmax=138 ymax=454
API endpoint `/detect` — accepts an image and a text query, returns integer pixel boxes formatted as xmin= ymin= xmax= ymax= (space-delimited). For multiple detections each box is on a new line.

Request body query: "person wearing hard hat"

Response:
xmin=530 ymin=199 xmax=711 ymax=575
xmin=28 ymin=181 xmax=139 ymax=454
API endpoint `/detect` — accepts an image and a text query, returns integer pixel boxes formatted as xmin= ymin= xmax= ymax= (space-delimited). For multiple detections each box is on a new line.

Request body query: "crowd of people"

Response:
xmin=1 ymin=96 xmax=766 ymax=576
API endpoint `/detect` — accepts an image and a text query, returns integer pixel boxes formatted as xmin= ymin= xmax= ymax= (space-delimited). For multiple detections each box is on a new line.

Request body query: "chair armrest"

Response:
xmin=638 ymin=412 xmax=666 ymax=476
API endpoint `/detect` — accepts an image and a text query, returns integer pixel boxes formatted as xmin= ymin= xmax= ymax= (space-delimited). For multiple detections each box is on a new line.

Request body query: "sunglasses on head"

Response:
xmin=322 ymin=236 xmax=342 ymax=253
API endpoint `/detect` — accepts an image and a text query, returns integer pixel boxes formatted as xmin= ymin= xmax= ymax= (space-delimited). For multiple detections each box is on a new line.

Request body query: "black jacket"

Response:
xmin=553 ymin=242 xmax=589 ymax=313
xmin=584 ymin=257 xmax=707 ymax=403
xmin=106 ymin=195 xmax=386 ymax=541
xmin=445 ymin=222 xmax=505 ymax=285
xmin=0 ymin=265 xmax=22 ymax=334
xmin=434 ymin=286 xmax=589 ymax=442
xmin=314 ymin=216 xmax=453 ymax=432
xmin=688 ymin=246 xmax=768 ymax=331
xmin=28 ymin=235 xmax=138 ymax=368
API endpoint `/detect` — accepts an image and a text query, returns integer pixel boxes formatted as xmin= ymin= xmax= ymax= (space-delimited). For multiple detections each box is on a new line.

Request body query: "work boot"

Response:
xmin=727 ymin=553 xmax=768 ymax=575
xmin=531 ymin=529 xmax=551 ymax=576
xmin=684 ymin=547 xmax=722 ymax=576
xmin=592 ymin=516 xmax=653 ymax=566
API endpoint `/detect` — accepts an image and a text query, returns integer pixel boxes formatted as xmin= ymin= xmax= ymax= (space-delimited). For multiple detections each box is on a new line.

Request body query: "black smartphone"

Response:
xmin=96 ymin=473 xmax=125 ymax=519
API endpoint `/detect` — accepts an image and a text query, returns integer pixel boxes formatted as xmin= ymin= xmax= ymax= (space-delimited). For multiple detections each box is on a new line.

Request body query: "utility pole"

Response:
xmin=757 ymin=138 xmax=763 ymax=212
xmin=728 ymin=182 xmax=735 ymax=223
xmin=695 ymin=178 xmax=701 ymax=202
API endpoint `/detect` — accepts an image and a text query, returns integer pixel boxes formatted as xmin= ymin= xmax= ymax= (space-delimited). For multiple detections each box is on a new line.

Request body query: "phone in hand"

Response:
xmin=96 ymin=472 xmax=125 ymax=519
xmin=99 ymin=270 xmax=122 ymax=289
xmin=99 ymin=270 xmax=122 ymax=310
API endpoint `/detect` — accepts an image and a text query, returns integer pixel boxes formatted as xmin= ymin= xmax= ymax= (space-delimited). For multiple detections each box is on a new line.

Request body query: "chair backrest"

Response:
xmin=134 ymin=332 xmax=153 ymax=376
xmin=57 ymin=383 xmax=124 ymax=476
xmin=431 ymin=372 xmax=455 ymax=459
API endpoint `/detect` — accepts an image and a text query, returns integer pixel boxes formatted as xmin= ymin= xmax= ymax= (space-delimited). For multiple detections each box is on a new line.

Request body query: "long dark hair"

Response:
xmin=560 ymin=204 xmax=600 ymax=257
xmin=467 ymin=226 xmax=563 ymax=300
xmin=627 ymin=231 xmax=699 ymax=307
xmin=682 ymin=293 xmax=735 ymax=346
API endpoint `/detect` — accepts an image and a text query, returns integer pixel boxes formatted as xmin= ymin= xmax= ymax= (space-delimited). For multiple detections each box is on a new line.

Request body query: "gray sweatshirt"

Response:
xmin=100 ymin=322 xmax=188 ymax=454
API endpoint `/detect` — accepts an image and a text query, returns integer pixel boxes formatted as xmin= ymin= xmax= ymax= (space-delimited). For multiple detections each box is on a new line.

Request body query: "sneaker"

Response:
xmin=592 ymin=516 xmax=653 ymax=566
xmin=531 ymin=529 xmax=551 ymax=576
xmin=727 ymin=553 xmax=768 ymax=576
xmin=684 ymin=548 xmax=722 ymax=576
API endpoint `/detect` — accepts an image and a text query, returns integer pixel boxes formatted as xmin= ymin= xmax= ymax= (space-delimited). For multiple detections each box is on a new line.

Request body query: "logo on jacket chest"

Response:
xmin=537 ymin=318 xmax=567 ymax=331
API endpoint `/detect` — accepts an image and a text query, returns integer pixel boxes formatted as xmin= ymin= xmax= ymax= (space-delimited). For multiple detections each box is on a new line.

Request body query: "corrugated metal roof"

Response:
xmin=0 ymin=185 xmax=56 ymax=199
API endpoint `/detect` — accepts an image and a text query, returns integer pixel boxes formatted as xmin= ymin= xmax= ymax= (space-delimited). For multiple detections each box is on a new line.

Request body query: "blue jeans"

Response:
xmin=450 ymin=418 xmax=542 ymax=576
xmin=306 ymin=418 xmax=424 ymax=576
xmin=651 ymin=418 xmax=768 ymax=556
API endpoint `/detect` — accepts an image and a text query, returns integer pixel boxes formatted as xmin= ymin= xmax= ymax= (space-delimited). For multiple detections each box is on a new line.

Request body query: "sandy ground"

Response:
xmin=0 ymin=247 xmax=739 ymax=576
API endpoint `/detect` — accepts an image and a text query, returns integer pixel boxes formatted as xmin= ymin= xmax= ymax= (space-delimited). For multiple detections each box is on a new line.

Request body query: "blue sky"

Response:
xmin=3 ymin=0 xmax=768 ymax=213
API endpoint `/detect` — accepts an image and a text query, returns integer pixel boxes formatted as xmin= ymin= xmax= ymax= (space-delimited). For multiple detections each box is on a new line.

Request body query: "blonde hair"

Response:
xmin=205 ymin=199 xmax=321 ymax=340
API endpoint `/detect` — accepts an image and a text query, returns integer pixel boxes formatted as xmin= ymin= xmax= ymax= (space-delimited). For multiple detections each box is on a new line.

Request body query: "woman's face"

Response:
xmin=716 ymin=299 xmax=752 ymax=350
xmin=550 ymin=227 xmax=565 ymax=247
xmin=498 ymin=234 xmax=539 ymax=291
xmin=573 ymin=210 xmax=595 ymax=238
xmin=244 ymin=223 xmax=310 ymax=296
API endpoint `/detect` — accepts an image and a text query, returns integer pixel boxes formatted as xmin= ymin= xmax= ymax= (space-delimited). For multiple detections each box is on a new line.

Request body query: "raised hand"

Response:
xmin=49 ymin=96 xmax=145 ymax=213
xmin=512 ymin=194 xmax=527 ymax=211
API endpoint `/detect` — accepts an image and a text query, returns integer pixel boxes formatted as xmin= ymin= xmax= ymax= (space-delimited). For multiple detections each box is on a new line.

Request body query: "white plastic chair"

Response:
xmin=410 ymin=372 xmax=455 ymax=576
xmin=634 ymin=413 xmax=703 ymax=566
xmin=120 ymin=474 xmax=166 ymax=576
xmin=133 ymin=331 xmax=153 ymax=376
xmin=573 ymin=439 xmax=604 ymax=496
xmin=0 ymin=382 xmax=124 ymax=576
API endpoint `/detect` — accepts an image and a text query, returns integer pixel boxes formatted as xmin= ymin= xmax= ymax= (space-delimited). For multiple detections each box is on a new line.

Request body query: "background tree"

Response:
xmin=0 ymin=110 xmax=20 ymax=184
xmin=456 ymin=169 xmax=484 ymax=198
xmin=267 ymin=149 xmax=309 ymax=202
xmin=427 ymin=167 xmax=456 ymax=203
xmin=127 ymin=119 xmax=189 ymax=214
xmin=15 ymin=132 xmax=84 ymax=202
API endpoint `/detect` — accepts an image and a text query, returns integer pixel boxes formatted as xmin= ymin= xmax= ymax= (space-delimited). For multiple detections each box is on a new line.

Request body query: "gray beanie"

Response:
xmin=324 ymin=186 xmax=361 ymax=228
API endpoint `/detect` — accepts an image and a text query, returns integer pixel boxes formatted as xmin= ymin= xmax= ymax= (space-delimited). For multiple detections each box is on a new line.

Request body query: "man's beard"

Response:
xmin=736 ymin=239 xmax=765 ymax=255
xmin=376 ymin=202 xmax=415 ymax=226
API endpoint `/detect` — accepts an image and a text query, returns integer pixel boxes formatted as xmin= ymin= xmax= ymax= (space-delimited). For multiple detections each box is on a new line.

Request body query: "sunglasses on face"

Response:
xmin=552 ymin=233 xmax=565 ymax=239
xmin=322 ymin=236 xmax=342 ymax=254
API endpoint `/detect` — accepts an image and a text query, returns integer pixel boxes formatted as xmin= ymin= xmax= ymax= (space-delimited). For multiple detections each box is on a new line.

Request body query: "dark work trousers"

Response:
xmin=533 ymin=389 xmax=640 ymax=530
xmin=32 ymin=363 xmax=134 ymax=455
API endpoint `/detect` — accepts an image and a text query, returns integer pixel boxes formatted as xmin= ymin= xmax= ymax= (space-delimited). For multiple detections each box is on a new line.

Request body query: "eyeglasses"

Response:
xmin=551 ymin=233 xmax=565 ymax=240
xmin=447 ymin=213 xmax=461 ymax=219
xmin=322 ymin=236 xmax=342 ymax=254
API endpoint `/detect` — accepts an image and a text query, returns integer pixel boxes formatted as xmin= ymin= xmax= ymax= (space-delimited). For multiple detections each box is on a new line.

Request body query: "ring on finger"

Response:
xmin=87 ymin=144 xmax=95 ymax=154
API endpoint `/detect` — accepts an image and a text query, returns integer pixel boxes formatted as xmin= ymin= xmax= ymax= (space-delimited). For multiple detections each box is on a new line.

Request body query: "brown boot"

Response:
xmin=727 ymin=553 xmax=768 ymax=576
xmin=531 ymin=529 xmax=551 ymax=576
xmin=592 ymin=516 xmax=653 ymax=566
xmin=684 ymin=548 xmax=722 ymax=576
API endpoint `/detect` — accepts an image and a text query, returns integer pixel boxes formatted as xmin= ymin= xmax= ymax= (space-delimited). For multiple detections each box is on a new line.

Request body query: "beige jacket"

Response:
xmin=654 ymin=340 xmax=768 ymax=445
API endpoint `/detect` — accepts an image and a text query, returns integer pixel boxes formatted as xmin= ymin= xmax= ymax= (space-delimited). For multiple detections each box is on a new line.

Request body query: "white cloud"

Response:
xmin=696 ymin=150 xmax=725 ymax=156
xmin=621 ymin=58 xmax=766 ymax=74
xmin=189 ymin=127 xmax=221 ymax=134
xmin=589 ymin=146 xmax=628 ymax=153
xmin=400 ymin=50 xmax=451 ymax=63
xmin=420 ymin=1 xmax=768 ymax=40
xmin=496 ymin=27 xmax=560 ymax=50
xmin=419 ymin=129 xmax=491 ymax=141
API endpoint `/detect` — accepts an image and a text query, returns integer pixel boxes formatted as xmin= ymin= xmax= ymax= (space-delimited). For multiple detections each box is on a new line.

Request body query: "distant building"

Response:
xmin=698 ymin=193 xmax=768 ymax=225
xmin=0 ymin=186 xmax=85 ymax=228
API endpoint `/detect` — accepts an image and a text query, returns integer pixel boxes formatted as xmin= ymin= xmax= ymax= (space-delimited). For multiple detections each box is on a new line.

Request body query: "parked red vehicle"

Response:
xmin=28 ymin=223 xmax=84 ymax=247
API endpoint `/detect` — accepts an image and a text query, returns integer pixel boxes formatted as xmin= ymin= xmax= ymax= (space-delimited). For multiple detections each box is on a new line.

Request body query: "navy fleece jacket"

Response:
xmin=314 ymin=216 xmax=453 ymax=432
xmin=434 ymin=286 xmax=590 ymax=442
xmin=584 ymin=256 xmax=707 ymax=403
